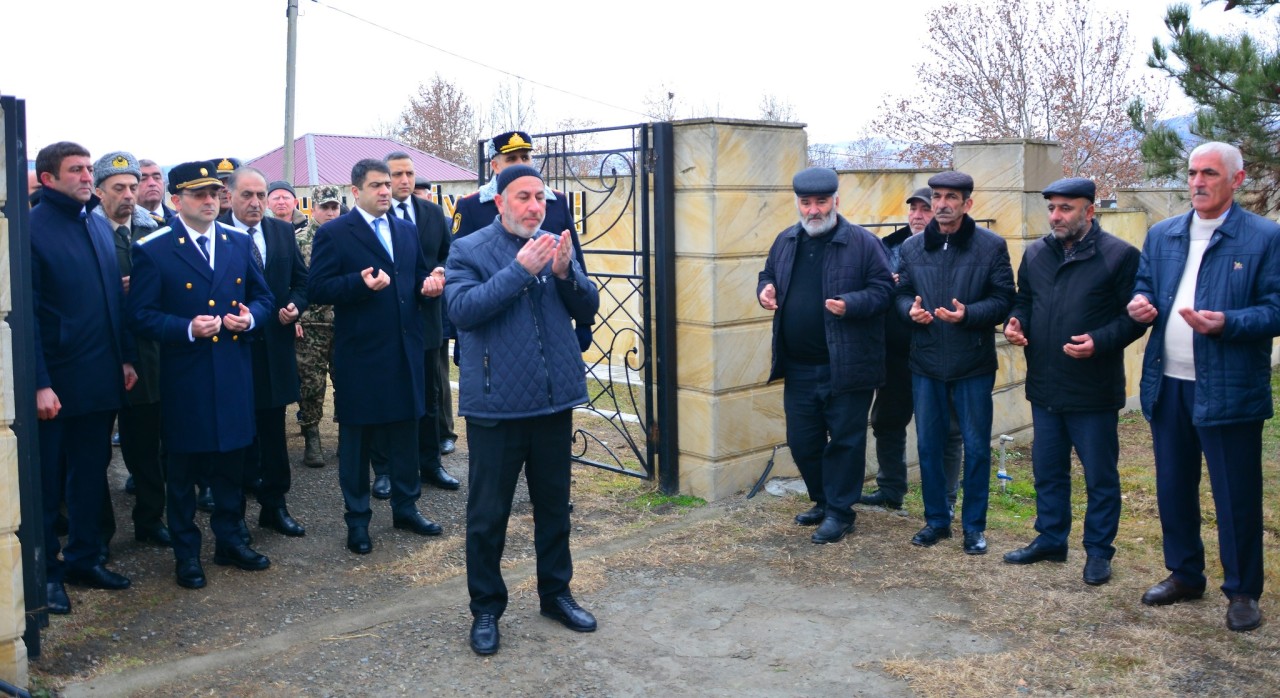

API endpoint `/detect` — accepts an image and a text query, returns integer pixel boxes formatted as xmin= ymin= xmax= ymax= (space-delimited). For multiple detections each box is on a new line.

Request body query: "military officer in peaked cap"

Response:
xmin=210 ymin=157 xmax=241 ymax=217
xmin=127 ymin=161 xmax=275 ymax=590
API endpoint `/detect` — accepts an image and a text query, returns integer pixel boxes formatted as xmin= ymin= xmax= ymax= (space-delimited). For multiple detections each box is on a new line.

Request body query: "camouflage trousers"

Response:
xmin=296 ymin=322 xmax=335 ymax=429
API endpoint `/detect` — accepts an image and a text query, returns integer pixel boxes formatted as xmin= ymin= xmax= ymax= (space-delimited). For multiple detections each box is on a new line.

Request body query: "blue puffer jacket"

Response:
xmin=445 ymin=222 xmax=599 ymax=420
xmin=1133 ymin=203 xmax=1280 ymax=426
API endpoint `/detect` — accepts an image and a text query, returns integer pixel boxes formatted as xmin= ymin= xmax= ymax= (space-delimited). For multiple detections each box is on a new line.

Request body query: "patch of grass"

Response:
xmin=627 ymin=492 xmax=706 ymax=511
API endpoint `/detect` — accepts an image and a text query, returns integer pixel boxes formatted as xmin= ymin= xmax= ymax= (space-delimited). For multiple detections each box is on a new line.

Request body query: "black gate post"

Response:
xmin=2 ymin=95 xmax=44 ymax=660
xmin=649 ymin=122 xmax=679 ymax=494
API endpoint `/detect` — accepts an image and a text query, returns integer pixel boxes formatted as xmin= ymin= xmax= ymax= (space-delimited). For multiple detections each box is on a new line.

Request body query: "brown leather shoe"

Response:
xmin=1141 ymin=574 xmax=1205 ymax=606
xmin=1226 ymin=595 xmax=1262 ymax=632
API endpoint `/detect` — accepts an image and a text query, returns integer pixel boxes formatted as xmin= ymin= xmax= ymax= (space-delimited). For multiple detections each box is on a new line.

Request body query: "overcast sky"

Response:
xmin=0 ymin=0 xmax=1262 ymax=168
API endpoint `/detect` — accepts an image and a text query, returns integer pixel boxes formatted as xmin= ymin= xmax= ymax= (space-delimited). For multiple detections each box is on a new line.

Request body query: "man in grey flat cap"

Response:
xmin=758 ymin=167 xmax=894 ymax=544
xmin=92 ymin=151 xmax=171 ymax=549
xmin=862 ymin=187 xmax=963 ymax=513
xmin=1002 ymin=177 xmax=1144 ymax=585
xmin=895 ymin=171 xmax=1014 ymax=554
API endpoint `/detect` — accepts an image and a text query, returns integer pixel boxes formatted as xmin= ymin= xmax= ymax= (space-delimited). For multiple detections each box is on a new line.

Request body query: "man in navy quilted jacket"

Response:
xmin=446 ymin=165 xmax=600 ymax=656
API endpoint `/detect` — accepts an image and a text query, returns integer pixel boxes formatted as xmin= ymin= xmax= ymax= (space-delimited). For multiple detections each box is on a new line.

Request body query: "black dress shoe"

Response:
xmin=1003 ymin=540 xmax=1068 ymax=564
xmin=911 ymin=525 xmax=952 ymax=547
xmin=794 ymin=505 xmax=825 ymax=526
xmin=422 ymin=465 xmax=461 ymax=490
xmin=259 ymin=507 xmax=306 ymax=537
xmin=372 ymin=475 xmax=392 ymax=500
xmin=470 ymin=613 xmax=499 ymax=655
xmin=46 ymin=582 xmax=70 ymax=615
xmin=196 ymin=486 xmax=215 ymax=513
xmin=124 ymin=475 xmax=136 ymax=495
xmin=135 ymin=523 xmax=173 ymax=547
xmin=347 ymin=527 xmax=372 ymax=555
xmin=963 ymin=530 xmax=987 ymax=555
xmin=213 ymin=543 xmax=270 ymax=571
xmin=540 ymin=594 xmax=597 ymax=632
xmin=65 ymin=564 xmax=131 ymax=590
xmin=393 ymin=511 xmax=443 ymax=536
xmin=1141 ymin=574 xmax=1205 ymax=606
xmin=237 ymin=519 xmax=254 ymax=546
xmin=440 ymin=438 xmax=457 ymax=456
xmin=1083 ymin=555 xmax=1112 ymax=585
xmin=175 ymin=558 xmax=207 ymax=589
xmin=1227 ymin=595 xmax=1262 ymax=632
xmin=858 ymin=490 xmax=903 ymax=510
xmin=811 ymin=516 xmax=854 ymax=544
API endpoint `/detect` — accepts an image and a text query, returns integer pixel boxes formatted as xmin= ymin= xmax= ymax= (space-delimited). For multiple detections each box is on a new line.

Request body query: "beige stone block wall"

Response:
xmin=0 ymin=102 xmax=28 ymax=688
xmin=954 ymin=138 xmax=1063 ymax=194
xmin=837 ymin=170 xmax=937 ymax=226
xmin=669 ymin=119 xmax=807 ymax=500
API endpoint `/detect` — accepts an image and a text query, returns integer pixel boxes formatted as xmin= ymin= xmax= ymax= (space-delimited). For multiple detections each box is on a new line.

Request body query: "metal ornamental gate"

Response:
xmin=470 ymin=123 xmax=678 ymax=493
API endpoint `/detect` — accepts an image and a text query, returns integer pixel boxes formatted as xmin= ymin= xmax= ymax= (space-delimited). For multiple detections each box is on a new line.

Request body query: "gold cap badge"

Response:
xmin=112 ymin=155 xmax=128 ymax=168
xmin=217 ymin=158 xmax=234 ymax=173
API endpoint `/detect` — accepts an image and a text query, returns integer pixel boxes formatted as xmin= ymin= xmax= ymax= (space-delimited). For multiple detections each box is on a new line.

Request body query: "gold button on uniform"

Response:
xmin=208 ymin=300 xmax=215 ymax=307
xmin=236 ymin=278 xmax=242 ymax=284
xmin=231 ymin=300 xmax=238 ymax=307
xmin=232 ymin=335 xmax=239 ymax=341
xmin=212 ymin=336 xmax=219 ymax=343
xmin=185 ymin=282 xmax=193 ymax=289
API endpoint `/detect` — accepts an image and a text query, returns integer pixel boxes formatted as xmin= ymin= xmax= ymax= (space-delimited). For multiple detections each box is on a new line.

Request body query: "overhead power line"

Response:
xmin=309 ymin=0 xmax=651 ymax=120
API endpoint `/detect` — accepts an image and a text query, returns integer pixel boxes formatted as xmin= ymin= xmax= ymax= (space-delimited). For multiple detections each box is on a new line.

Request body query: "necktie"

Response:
xmin=196 ymin=235 xmax=211 ymax=266
xmin=248 ymin=226 xmax=264 ymax=270
xmin=373 ymin=218 xmax=393 ymax=259
xmin=116 ymin=225 xmax=130 ymax=246
xmin=397 ymin=202 xmax=411 ymax=221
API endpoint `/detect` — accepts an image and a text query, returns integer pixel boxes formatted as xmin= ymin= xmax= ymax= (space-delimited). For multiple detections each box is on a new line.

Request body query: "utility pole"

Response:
xmin=283 ymin=0 xmax=299 ymax=184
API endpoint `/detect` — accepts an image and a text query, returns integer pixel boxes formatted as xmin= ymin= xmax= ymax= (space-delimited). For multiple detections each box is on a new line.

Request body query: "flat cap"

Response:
xmin=168 ymin=161 xmax=224 ymax=194
xmin=927 ymin=171 xmax=974 ymax=192
xmin=496 ymin=164 xmax=543 ymax=194
xmin=312 ymin=185 xmax=341 ymax=205
xmin=1042 ymin=177 xmax=1096 ymax=201
xmin=94 ymin=151 xmax=140 ymax=187
xmin=413 ymin=175 xmax=431 ymax=190
xmin=906 ymin=186 xmax=932 ymax=205
xmin=792 ymin=167 xmax=839 ymax=197
xmin=268 ymin=180 xmax=297 ymax=198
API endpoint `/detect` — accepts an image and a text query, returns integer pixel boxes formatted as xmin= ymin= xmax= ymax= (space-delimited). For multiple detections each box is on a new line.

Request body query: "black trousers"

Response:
xmin=167 ymin=449 xmax=246 ymax=561
xmin=375 ymin=347 xmax=443 ymax=479
xmin=436 ymin=341 xmax=456 ymax=441
xmin=338 ymin=419 xmax=421 ymax=528
xmin=119 ymin=401 xmax=165 ymax=528
xmin=40 ymin=410 xmax=115 ymax=582
xmin=245 ymin=405 xmax=291 ymax=509
xmin=465 ymin=410 xmax=573 ymax=618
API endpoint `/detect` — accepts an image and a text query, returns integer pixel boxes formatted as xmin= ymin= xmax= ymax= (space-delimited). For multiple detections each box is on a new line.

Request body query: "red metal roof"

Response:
xmin=245 ymin=133 xmax=475 ymax=186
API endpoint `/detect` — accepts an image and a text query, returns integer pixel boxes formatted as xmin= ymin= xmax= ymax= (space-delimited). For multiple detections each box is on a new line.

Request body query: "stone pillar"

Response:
xmin=0 ymin=105 xmax=29 ymax=687
xmin=670 ymin=118 xmax=806 ymax=500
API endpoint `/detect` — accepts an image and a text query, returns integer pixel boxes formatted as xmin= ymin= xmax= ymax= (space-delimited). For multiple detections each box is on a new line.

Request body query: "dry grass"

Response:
xmin=574 ymin=390 xmax=1280 ymax=696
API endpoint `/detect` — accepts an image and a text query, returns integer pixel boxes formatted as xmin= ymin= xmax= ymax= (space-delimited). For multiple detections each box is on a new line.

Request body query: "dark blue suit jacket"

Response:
xmin=218 ymin=213 xmax=309 ymax=409
xmin=308 ymin=209 xmax=429 ymax=425
xmin=30 ymin=188 xmax=132 ymax=417
xmin=127 ymin=217 xmax=274 ymax=453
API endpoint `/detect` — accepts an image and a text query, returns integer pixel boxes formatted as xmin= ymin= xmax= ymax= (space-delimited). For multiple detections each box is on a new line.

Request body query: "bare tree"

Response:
xmin=759 ymin=94 xmax=796 ymax=122
xmin=808 ymin=134 xmax=904 ymax=169
xmin=641 ymin=83 xmax=682 ymax=121
xmin=872 ymin=0 xmax=1163 ymax=196
xmin=396 ymin=73 xmax=480 ymax=168
xmin=487 ymin=79 xmax=539 ymax=133
xmin=542 ymin=117 xmax=600 ymax=180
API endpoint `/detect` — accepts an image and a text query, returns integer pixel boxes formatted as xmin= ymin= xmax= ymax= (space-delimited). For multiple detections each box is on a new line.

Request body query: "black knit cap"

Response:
xmin=495 ymin=164 xmax=542 ymax=194
xmin=1042 ymin=177 xmax=1096 ymax=202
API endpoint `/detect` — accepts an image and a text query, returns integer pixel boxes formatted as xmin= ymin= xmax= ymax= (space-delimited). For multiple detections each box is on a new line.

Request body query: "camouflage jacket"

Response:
xmin=296 ymin=220 xmax=334 ymax=325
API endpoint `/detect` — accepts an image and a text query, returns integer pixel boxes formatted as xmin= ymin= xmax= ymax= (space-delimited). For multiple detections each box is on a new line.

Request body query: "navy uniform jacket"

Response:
xmin=219 ymin=213 xmax=309 ymax=409
xmin=127 ymin=218 xmax=274 ymax=453
xmin=31 ymin=188 xmax=132 ymax=417
xmin=393 ymin=196 xmax=450 ymax=349
xmin=308 ymin=209 xmax=430 ymax=425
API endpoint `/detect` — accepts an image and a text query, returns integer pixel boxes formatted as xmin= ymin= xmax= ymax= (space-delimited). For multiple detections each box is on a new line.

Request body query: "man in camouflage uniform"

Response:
xmin=295 ymin=185 xmax=342 ymax=466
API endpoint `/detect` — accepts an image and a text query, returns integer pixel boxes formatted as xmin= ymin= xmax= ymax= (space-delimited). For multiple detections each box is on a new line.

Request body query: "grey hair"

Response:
xmin=1190 ymin=141 xmax=1244 ymax=176
xmin=227 ymin=166 xmax=268 ymax=191
xmin=138 ymin=159 xmax=165 ymax=183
